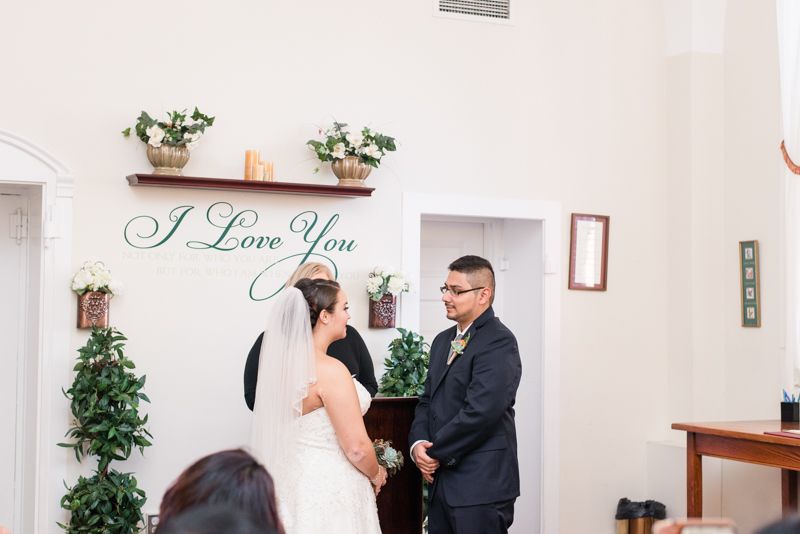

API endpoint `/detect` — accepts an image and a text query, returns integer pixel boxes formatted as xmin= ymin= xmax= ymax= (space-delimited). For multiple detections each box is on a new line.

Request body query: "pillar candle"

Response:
xmin=251 ymin=164 xmax=265 ymax=182
xmin=244 ymin=150 xmax=260 ymax=180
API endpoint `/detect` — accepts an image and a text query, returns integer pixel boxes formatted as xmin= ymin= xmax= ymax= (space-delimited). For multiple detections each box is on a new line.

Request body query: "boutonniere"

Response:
xmin=447 ymin=333 xmax=471 ymax=366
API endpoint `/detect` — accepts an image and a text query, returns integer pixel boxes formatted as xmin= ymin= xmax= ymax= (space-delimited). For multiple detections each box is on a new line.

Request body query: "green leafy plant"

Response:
xmin=58 ymin=326 xmax=152 ymax=534
xmin=379 ymin=328 xmax=429 ymax=398
xmin=307 ymin=121 xmax=397 ymax=169
xmin=122 ymin=107 xmax=214 ymax=150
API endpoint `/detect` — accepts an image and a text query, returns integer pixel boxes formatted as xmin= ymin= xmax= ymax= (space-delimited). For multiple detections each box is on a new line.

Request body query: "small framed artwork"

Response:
xmin=739 ymin=240 xmax=761 ymax=327
xmin=568 ymin=213 xmax=610 ymax=291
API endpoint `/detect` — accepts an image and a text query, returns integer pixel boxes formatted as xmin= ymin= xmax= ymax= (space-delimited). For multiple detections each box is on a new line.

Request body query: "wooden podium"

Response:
xmin=364 ymin=397 xmax=423 ymax=534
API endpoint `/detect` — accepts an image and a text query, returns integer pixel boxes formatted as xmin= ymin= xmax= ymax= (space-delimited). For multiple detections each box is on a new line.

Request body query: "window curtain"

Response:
xmin=778 ymin=0 xmax=800 ymax=389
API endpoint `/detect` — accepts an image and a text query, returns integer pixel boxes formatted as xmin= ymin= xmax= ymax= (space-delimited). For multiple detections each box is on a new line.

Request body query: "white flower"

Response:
xmin=364 ymin=144 xmax=381 ymax=158
xmin=183 ymin=117 xmax=195 ymax=127
xmin=346 ymin=133 xmax=364 ymax=147
xmin=331 ymin=143 xmax=347 ymax=159
xmin=380 ymin=266 xmax=395 ymax=277
xmin=367 ymin=276 xmax=384 ymax=294
xmin=107 ymin=279 xmax=123 ymax=296
xmin=71 ymin=269 xmax=93 ymax=291
xmin=185 ymin=131 xmax=202 ymax=151
xmin=388 ymin=277 xmax=407 ymax=296
xmin=146 ymin=126 xmax=165 ymax=147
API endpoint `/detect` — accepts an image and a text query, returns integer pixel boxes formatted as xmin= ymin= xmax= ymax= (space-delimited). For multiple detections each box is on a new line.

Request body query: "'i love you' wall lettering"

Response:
xmin=124 ymin=202 xmax=358 ymax=301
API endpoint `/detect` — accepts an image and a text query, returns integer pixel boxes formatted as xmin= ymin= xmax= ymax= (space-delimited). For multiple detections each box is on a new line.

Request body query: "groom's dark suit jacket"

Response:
xmin=409 ymin=306 xmax=521 ymax=507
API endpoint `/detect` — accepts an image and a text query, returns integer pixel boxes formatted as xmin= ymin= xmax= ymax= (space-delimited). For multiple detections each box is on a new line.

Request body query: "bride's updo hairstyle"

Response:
xmin=294 ymin=278 xmax=341 ymax=328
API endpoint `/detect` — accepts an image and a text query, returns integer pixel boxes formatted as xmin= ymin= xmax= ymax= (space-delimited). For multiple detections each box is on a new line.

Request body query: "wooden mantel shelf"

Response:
xmin=126 ymin=174 xmax=374 ymax=198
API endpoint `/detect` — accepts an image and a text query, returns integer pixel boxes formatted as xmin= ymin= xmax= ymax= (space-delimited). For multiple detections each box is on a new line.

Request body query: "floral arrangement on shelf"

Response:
xmin=122 ymin=107 xmax=215 ymax=150
xmin=307 ymin=121 xmax=397 ymax=170
xmin=373 ymin=439 xmax=404 ymax=477
xmin=71 ymin=261 xmax=123 ymax=296
xmin=366 ymin=266 xmax=410 ymax=302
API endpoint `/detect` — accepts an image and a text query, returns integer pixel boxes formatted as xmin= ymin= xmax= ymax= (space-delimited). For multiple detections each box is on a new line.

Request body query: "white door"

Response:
xmin=0 ymin=190 xmax=27 ymax=532
xmin=419 ymin=220 xmax=485 ymax=349
xmin=502 ymin=218 xmax=543 ymax=534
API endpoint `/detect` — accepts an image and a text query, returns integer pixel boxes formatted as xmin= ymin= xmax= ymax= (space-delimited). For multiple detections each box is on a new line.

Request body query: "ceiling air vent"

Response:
xmin=436 ymin=0 xmax=512 ymax=23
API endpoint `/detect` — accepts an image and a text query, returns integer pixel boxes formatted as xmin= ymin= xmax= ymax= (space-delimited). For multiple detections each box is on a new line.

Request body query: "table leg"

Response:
xmin=782 ymin=469 xmax=798 ymax=515
xmin=687 ymin=432 xmax=702 ymax=517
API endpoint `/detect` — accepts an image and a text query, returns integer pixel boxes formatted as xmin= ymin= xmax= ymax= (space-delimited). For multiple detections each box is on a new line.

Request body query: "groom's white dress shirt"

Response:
xmin=410 ymin=321 xmax=473 ymax=463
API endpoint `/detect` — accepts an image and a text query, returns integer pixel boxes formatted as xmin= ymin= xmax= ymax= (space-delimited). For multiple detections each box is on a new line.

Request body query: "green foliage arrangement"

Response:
xmin=378 ymin=328 xmax=430 ymax=398
xmin=57 ymin=326 xmax=152 ymax=534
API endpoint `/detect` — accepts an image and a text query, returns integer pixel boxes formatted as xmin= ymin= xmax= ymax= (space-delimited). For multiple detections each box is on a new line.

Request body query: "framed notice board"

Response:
xmin=739 ymin=240 xmax=761 ymax=327
xmin=568 ymin=213 xmax=610 ymax=291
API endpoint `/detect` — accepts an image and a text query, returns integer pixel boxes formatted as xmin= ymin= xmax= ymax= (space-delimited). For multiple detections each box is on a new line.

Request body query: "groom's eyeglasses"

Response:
xmin=440 ymin=285 xmax=485 ymax=297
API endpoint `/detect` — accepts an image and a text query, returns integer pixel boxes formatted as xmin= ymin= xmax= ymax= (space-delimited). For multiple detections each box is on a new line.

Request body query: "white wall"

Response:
xmin=722 ymin=1 xmax=783 ymax=532
xmin=0 ymin=1 xmax=671 ymax=532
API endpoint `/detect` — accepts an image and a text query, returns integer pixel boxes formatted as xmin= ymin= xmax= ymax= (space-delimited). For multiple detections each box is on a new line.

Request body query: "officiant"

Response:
xmin=243 ymin=262 xmax=379 ymax=410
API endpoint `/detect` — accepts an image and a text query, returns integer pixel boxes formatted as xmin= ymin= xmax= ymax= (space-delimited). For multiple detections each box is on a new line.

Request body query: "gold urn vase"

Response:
xmin=77 ymin=291 xmax=111 ymax=329
xmin=146 ymin=144 xmax=190 ymax=176
xmin=331 ymin=156 xmax=372 ymax=187
xmin=368 ymin=294 xmax=396 ymax=328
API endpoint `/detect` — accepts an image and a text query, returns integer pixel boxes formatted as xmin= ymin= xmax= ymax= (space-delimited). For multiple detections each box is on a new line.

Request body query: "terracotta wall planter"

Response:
xmin=77 ymin=291 xmax=111 ymax=329
xmin=369 ymin=294 xmax=396 ymax=328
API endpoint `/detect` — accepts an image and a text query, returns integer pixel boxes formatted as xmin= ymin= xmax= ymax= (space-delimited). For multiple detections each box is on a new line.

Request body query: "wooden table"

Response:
xmin=672 ymin=420 xmax=800 ymax=517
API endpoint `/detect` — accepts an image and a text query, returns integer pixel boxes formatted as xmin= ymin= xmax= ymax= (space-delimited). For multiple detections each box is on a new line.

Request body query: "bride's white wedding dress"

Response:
xmin=276 ymin=378 xmax=382 ymax=534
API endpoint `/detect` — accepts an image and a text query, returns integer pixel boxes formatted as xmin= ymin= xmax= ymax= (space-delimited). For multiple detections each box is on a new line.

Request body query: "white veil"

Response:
xmin=250 ymin=287 xmax=316 ymax=477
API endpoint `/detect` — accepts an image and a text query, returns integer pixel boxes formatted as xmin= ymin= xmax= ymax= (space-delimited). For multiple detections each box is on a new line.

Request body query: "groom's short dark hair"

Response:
xmin=448 ymin=255 xmax=495 ymax=305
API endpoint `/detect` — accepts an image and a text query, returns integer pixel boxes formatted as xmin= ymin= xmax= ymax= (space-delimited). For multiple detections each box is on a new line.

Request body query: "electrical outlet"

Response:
xmin=143 ymin=513 xmax=159 ymax=534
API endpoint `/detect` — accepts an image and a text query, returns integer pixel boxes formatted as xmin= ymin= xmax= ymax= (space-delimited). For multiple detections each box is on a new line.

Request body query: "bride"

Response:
xmin=250 ymin=278 xmax=387 ymax=534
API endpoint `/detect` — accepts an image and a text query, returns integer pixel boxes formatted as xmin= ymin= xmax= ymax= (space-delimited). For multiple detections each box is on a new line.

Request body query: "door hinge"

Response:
xmin=9 ymin=208 xmax=27 ymax=245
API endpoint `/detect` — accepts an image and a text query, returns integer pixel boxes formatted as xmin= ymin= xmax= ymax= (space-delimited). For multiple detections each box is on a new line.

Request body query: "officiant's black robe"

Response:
xmin=243 ymin=324 xmax=378 ymax=410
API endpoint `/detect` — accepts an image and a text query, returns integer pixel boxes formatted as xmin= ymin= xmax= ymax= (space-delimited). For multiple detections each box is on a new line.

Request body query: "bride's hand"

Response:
xmin=371 ymin=465 xmax=387 ymax=496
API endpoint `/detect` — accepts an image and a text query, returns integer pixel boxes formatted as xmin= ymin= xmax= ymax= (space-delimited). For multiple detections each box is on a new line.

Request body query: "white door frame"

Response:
xmin=0 ymin=128 xmax=73 ymax=534
xmin=401 ymin=192 xmax=561 ymax=534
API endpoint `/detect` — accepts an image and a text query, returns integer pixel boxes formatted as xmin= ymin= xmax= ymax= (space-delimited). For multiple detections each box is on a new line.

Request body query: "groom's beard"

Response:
xmin=444 ymin=297 xmax=476 ymax=323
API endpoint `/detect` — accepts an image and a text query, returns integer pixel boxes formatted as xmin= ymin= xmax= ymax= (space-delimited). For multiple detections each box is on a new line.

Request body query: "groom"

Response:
xmin=409 ymin=255 xmax=521 ymax=534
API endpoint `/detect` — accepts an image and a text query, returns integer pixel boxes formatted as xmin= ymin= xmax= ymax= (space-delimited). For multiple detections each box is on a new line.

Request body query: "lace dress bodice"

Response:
xmin=276 ymin=379 xmax=381 ymax=534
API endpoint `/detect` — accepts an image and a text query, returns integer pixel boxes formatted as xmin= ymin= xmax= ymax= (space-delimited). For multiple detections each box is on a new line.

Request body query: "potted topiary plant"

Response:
xmin=58 ymin=326 xmax=152 ymax=534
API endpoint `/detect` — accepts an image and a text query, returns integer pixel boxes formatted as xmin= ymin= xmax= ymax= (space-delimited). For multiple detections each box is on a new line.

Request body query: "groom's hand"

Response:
xmin=413 ymin=441 xmax=440 ymax=481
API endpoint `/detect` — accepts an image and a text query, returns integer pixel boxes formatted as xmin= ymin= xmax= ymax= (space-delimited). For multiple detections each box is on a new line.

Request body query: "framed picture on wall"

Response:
xmin=568 ymin=213 xmax=610 ymax=291
xmin=739 ymin=240 xmax=761 ymax=327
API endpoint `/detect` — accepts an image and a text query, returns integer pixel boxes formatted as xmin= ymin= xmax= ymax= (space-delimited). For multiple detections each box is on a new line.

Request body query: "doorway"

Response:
xmin=402 ymin=192 xmax=561 ymax=534
xmin=0 ymin=128 xmax=74 ymax=534
xmin=419 ymin=215 xmax=543 ymax=532
xmin=0 ymin=188 xmax=29 ymax=533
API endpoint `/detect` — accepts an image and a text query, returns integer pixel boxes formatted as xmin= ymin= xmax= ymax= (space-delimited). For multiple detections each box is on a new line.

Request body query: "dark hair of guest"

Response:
xmin=158 ymin=449 xmax=284 ymax=533
xmin=157 ymin=504 xmax=279 ymax=534
xmin=448 ymin=255 xmax=496 ymax=304
xmin=294 ymin=278 xmax=341 ymax=328
xmin=756 ymin=516 xmax=800 ymax=534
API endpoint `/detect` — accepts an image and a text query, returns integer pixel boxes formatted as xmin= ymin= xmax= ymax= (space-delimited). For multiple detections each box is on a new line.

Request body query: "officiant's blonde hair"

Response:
xmin=284 ymin=262 xmax=335 ymax=288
